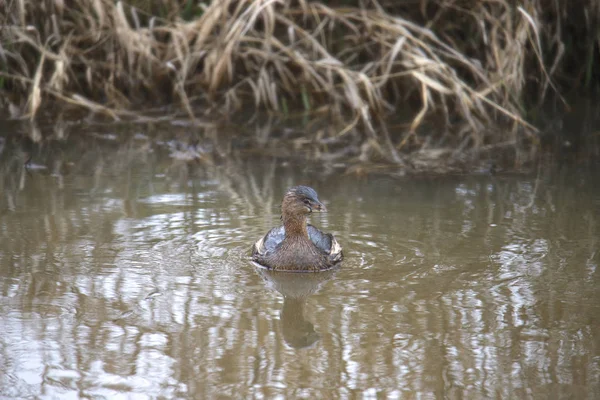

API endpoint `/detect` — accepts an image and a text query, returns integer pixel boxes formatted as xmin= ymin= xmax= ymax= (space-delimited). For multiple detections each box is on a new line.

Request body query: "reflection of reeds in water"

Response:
xmin=255 ymin=267 xmax=338 ymax=348
xmin=1 ymin=129 xmax=599 ymax=397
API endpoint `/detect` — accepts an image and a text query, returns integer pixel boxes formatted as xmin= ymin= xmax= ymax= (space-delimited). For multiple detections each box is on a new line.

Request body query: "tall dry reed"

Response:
xmin=0 ymin=0 xmax=596 ymax=163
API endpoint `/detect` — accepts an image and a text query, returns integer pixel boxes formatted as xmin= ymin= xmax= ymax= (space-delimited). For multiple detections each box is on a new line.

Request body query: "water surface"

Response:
xmin=1 ymin=133 xmax=599 ymax=399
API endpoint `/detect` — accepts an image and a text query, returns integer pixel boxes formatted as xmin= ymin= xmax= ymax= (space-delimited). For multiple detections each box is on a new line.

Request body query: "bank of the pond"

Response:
xmin=1 ymin=1 xmax=599 ymax=166
xmin=0 ymin=108 xmax=598 ymax=178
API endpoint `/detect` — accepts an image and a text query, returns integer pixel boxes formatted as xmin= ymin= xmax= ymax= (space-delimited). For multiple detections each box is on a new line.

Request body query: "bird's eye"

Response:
xmin=303 ymin=199 xmax=311 ymax=205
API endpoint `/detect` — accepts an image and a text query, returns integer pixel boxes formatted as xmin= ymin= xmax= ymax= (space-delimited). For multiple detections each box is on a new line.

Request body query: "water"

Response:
xmin=1 ymin=132 xmax=599 ymax=399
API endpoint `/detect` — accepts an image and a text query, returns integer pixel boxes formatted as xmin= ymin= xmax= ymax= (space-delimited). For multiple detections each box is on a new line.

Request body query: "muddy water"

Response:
xmin=0 ymin=134 xmax=599 ymax=399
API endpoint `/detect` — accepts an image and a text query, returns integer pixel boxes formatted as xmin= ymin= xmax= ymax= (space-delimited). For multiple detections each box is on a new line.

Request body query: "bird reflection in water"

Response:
xmin=254 ymin=266 xmax=338 ymax=349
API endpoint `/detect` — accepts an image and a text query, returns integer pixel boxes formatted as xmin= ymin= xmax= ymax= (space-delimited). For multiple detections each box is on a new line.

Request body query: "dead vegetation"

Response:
xmin=0 ymin=0 xmax=597 ymax=165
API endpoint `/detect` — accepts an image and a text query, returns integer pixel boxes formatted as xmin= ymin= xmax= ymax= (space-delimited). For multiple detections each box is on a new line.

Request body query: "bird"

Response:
xmin=252 ymin=186 xmax=343 ymax=272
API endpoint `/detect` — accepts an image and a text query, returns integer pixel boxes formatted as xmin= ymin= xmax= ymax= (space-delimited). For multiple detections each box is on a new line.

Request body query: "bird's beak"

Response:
xmin=313 ymin=200 xmax=327 ymax=212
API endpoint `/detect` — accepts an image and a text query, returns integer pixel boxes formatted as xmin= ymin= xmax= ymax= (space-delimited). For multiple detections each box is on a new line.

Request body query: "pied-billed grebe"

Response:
xmin=252 ymin=186 xmax=343 ymax=272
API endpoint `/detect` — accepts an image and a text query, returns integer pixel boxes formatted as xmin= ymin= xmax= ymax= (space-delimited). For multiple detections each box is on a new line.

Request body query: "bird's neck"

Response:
xmin=282 ymin=213 xmax=309 ymax=238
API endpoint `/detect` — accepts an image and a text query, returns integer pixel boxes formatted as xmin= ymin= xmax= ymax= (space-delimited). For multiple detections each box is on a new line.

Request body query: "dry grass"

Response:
xmin=0 ymin=0 xmax=597 ymax=164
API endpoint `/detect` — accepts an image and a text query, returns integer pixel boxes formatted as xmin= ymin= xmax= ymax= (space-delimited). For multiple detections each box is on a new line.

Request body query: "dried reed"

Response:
xmin=0 ymin=0 xmax=596 ymax=163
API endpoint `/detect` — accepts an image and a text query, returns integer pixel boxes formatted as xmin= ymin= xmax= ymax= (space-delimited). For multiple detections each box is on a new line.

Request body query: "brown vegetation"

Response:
xmin=0 ymin=0 xmax=598 ymax=164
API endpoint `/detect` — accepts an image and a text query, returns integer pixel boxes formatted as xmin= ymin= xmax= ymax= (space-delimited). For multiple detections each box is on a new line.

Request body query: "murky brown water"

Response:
xmin=1 ymin=129 xmax=599 ymax=399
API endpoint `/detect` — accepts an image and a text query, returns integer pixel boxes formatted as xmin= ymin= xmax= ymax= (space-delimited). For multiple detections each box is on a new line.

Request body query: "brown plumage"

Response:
xmin=252 ymin=186 xmax=343 ymax=272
